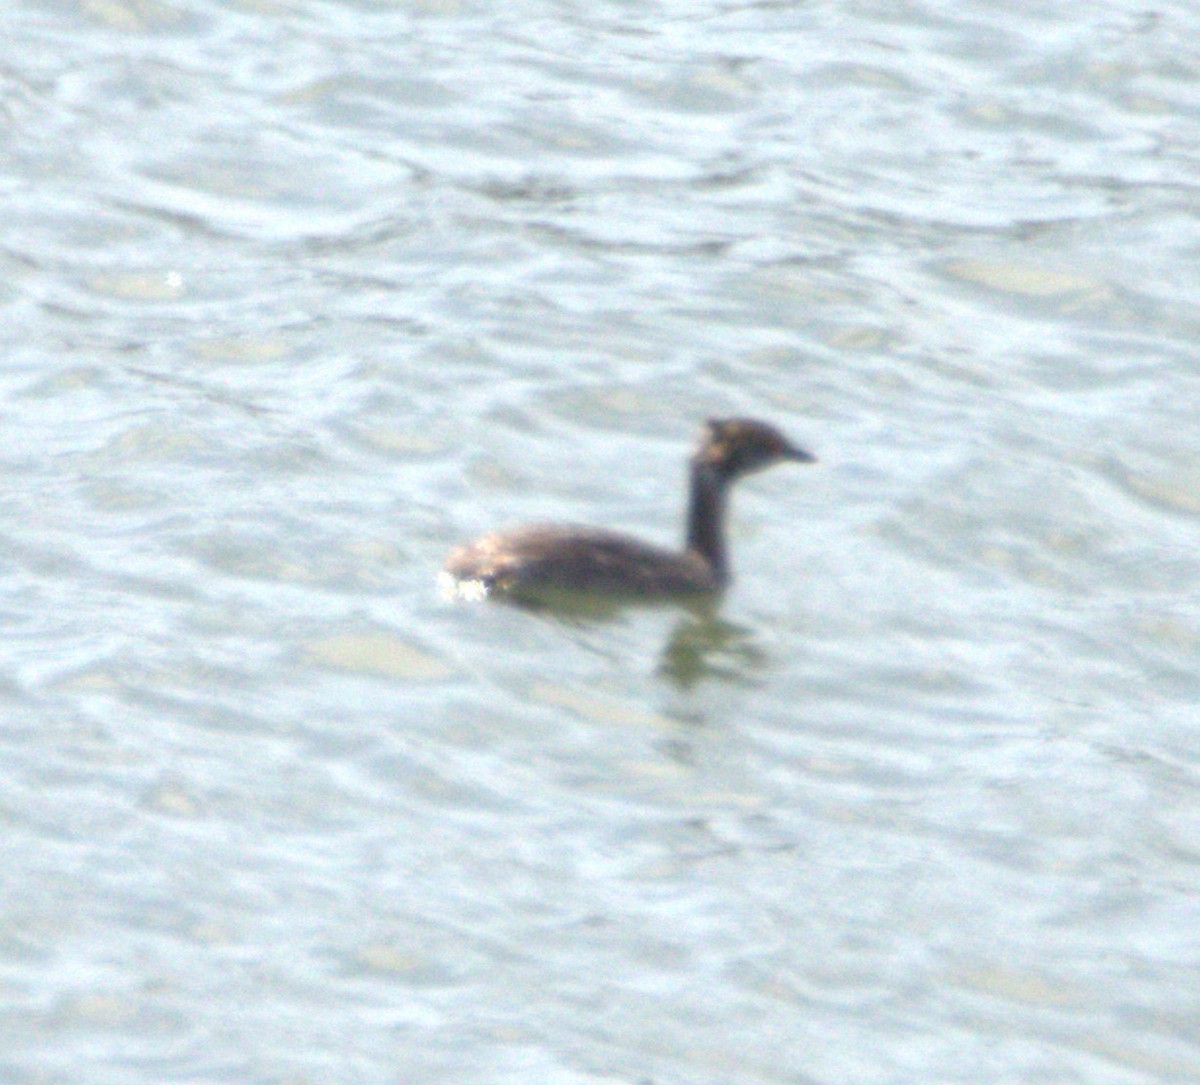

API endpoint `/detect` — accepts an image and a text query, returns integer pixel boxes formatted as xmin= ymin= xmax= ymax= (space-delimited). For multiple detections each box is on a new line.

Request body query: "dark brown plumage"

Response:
xmin=442 ymin=418 xmax=816 ymax=601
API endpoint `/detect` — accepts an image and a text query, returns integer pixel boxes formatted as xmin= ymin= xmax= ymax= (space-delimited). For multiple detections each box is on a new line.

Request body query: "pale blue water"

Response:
xmin=3 ymin=1 xmax=1199 ymax=1083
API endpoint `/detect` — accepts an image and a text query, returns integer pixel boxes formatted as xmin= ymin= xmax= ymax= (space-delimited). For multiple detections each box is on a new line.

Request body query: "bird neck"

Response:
xmin=685 ymin=461 xmax=730 ymax=583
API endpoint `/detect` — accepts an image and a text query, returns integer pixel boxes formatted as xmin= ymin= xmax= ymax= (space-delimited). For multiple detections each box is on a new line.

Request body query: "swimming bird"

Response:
xmin=442 ymin=417 xmax=816 ymax=602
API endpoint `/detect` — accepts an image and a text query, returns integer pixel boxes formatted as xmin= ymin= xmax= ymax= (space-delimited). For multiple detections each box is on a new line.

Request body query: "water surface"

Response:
xmin=3 ymin=1 xmax=1200 ymax=1082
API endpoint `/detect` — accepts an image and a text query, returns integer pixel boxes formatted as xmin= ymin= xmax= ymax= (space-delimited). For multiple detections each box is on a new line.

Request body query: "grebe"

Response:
xmin=442 ymin=417 xmax=816 ymax=601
